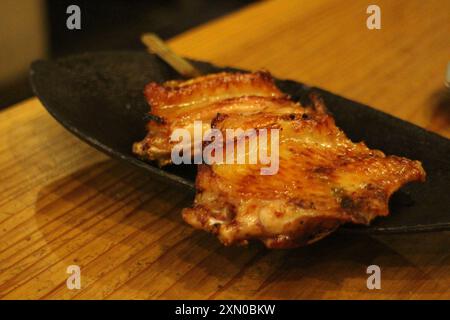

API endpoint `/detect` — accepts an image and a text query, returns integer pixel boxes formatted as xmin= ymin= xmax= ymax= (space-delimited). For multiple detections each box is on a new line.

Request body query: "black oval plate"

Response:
xmin=30 ymin=51 xmax=450 ymax=234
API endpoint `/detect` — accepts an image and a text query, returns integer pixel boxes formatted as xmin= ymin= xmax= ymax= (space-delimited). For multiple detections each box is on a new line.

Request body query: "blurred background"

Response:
xmin=0 ymin=0 xmax=254 ymax=109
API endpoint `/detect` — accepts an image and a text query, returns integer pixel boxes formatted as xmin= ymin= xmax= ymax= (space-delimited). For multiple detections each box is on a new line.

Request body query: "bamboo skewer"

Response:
xmin=141 ymin=33 xmax=202 ymax=78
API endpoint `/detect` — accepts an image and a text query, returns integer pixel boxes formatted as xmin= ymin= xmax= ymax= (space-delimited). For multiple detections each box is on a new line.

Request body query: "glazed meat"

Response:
xmin=182 ymin=96 xmax=426 ymax=248
xmin=134 ymin=71 xmax=425 ymax=248
xmin=133 ymin=71 xmax=284 ymax=166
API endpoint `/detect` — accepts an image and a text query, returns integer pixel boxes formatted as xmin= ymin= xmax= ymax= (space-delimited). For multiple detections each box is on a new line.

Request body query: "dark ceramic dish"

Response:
xmin=30 ymin=51 xmax=450 ymax=234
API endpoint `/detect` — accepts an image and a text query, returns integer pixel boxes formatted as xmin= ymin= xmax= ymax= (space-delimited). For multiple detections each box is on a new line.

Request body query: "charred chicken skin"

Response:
xmin=134 ymin=72 xmax=426 ymax=248
xmin=133 ymin=71 xmax=284 ymax=166
xmin=182 ymin=96 xmax=425 ymax=248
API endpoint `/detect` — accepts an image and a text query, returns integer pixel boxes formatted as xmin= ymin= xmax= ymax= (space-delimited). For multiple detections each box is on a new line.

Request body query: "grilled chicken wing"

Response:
xmin=134 ymin=71 xmax=425 ymax=248
xmin=182 ymin=96 xmax=426 ymax=248
xmin=133 ymin=71 xmax=284 ymax=166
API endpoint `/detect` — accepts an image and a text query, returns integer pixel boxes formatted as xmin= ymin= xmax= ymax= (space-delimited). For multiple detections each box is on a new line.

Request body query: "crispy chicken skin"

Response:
xmin=134 ymin=71 xmax=426 ymax=248
xmin=182 ymin=96 xmax=426 ymax=248
xmin=133 ymin=71 xmax=284 ymax=166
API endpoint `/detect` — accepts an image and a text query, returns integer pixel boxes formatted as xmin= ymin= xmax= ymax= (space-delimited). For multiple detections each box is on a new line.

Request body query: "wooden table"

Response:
xmin=1 ymin=0 xmax=449 ymax=299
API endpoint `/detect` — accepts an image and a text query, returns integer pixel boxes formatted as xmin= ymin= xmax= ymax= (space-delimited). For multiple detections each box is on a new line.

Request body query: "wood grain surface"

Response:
xmin=1 ymin=0 xmax=449 ymax=299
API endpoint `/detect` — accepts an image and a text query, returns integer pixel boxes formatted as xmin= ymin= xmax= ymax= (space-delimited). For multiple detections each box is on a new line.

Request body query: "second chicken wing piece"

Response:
xmin=133 ymin=71 xmax=284 ymax=165
xmin=182 ymin=97 xmax=426 ymax=248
